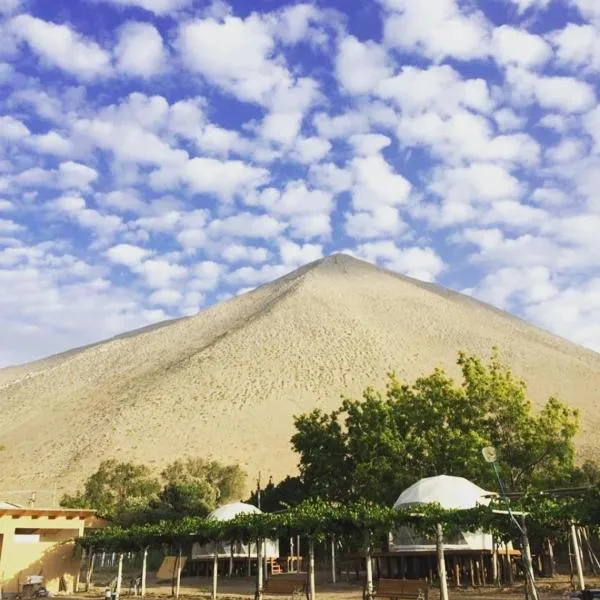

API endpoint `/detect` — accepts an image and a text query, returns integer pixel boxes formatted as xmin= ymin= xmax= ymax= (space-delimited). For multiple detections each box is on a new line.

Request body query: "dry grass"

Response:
xmin=1 ymin=254 xmax=599 ymax=497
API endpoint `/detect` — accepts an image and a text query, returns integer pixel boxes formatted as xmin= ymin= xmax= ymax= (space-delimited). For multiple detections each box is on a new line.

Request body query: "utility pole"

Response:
xmin=257 ymin=472 xmax=261 ymax=510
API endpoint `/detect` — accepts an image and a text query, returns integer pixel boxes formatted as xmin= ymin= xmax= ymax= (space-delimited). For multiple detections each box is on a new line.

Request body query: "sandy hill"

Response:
xmin=1 ymin=253 xmax=599 ymax=500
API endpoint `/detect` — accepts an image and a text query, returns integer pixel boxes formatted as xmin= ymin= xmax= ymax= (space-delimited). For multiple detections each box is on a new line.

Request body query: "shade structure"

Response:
xmin=190 ymin=502 xmax=279 ymax=558
xmin=390 ymin=475 xmax=495 ymax=552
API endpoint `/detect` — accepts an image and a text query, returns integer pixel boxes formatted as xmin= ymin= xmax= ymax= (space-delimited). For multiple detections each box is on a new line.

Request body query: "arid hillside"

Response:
xmin=1 ymin=254 xmax=599 ymax=500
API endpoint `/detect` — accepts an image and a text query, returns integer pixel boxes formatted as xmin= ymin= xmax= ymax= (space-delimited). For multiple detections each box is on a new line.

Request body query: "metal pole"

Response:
xmin=436 ymin=524 xmax=449 ymax=600
xmin=255 ymin=538 xmax=263 ymax=600
xmin=141 ymin=548 xmax=148 ymax=597
xmin=212 ymin=553 xmax=218 ymax=600
xmin=521 ymin=516 xmax=539 ymax=600
xmin=571 ymin=524 xmax=585 ymax=590
xmin=331 ymin=534 xmax=337 ymax=584
xmin=116 ymin=553 xmax=124 ymax=600
xmin=308 ymin=537 xmax=316 ymax=600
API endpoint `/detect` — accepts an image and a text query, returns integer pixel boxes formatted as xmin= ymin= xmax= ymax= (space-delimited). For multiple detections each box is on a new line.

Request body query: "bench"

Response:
xmin=263 ymin=575 xmax=308 ymax=600
xmin=367 ymin=578 xmax=429 ymax=600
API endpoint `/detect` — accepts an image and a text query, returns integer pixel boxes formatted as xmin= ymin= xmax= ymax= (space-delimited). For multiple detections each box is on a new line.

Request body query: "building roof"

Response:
xmin=208 ymin=502 xmax=262 ymax=521
xmin=393 ymin=475 xmax=493 ymax=510
xmin=0 ymin=506 xmax=98 ymax=519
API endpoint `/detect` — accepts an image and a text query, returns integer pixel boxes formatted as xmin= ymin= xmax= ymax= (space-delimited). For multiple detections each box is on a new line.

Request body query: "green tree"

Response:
xmin=246 ymin=475 xmax=308 ymax=511
xmin=60 ymin=459 xmax=161 ymax=524
xmin=291 ymin=349 xmax=586 ymax=505
xmin=152 ymin=458 xmax=247 ymax=519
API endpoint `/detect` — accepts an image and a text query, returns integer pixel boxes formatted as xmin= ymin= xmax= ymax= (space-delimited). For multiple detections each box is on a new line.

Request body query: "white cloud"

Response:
xmin=151 ymin=157 xmax=269 ymax=200
xmin=494 ymin=108 xmax=526 ymax=132
xmin=348 ymin=240 xmax=445 ymax=282
xmin=208 ymin=213 xmax=286 ymax=239
xmin=492 ymin=26 xmax=551 ymax=69
xmin=106 ymin=243 xmax=150 ymax=267
xmin=313 ymin=110 xmax=371 ymax=139
xmin=10 ymin=15 xmax=111 ymax=79
xmin=350 ymin=154 xmax=411 ymax=211
xmin=0 ymin=0 xmax=26 ymax=14
xmin=344 ymin=206 xmax=406 ymax=240
xmin=382 ymin=0 xmax=490 ymax=61
xmin=148 ymin=288 xmax=182 ymax=307
xmin=115 ymin=22 xmax=166 ymax=78
xmin=545 ymin=138 xmax=587 ymax=164
xmin=27 ymin=131 xmax=73 ymax=156
xmin=292 ymin=137 xmax=332 ymax=164
xmin=0 ymin=218 xmax=23 ymax=233
xmin=336 ymin=35 xmax=390 ymax=95
xmin=550 ymin=24 xmax=600 ymax=73
xmin=97 ymin=0 xmax=191 ymax=15
xmin=247 ymin=181 xmax=334 ymax=217
xmin=133 ymin=258 xmax=187 ymax=289
xmin=377 ymin=65 xmax=493 ymax=116
xmin=349 ymin=134 xmax=391 ymax=156
xmin=178 ymin=14 xmax=310 ymax=107
xmin=507 ymin=0 xmax=551 ymax=13
xmin=57 ymin=161 xmax=99 ymax=190
xmin=53 ymin=194 xmax=122 ymax=234
xmin=99 ymin=189 xmax=146 ymax=213
xmin=506 ymin=68 xmax=596 ymax=114
xmin=225 ymin=263 xmax=293 ymax=286
xmin=279 ymin=239 xmax=323 ymax=266
xmin=0 ymin=115 xmax=30 ymax=139
xmin=221 ymin=244 xmax=269 ymax=264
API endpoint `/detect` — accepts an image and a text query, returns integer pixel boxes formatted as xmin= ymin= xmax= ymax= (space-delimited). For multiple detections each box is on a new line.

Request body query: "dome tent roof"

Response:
xmin=393 ymin=475 xmax=493 ymax=510
xmin=208 ymin=502 xmax=261 ymax=521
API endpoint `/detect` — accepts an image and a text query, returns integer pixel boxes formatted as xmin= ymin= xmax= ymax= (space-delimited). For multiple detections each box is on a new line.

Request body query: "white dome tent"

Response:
xmin=191 ymin=502 xmax=279 ymax=559
xmin=390 ymin=475 xmax=495 ymax=552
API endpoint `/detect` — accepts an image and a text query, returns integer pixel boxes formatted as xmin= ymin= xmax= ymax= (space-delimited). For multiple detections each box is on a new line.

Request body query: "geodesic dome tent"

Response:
xmin=190 ymin=502 xmax=279 ymax=558
xmin=389 ymin=475 xmax=495 ymax=552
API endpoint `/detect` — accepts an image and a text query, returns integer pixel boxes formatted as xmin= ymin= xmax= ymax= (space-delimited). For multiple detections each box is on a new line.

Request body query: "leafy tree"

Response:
xmin=151 ymin=458 xmax=247 ymax=520
xmin=246 ymin=475 xmax=308 ymax=511
xmin=61 ymin=457 xmax=247 ymax=524
xmin=291 ymin=349 xmax=587 ymax=505
xmin=61 ymin=459 xmax=161 ymax=524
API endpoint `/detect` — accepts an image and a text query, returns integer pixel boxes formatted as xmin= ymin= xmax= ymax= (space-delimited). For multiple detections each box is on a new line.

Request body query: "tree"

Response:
xmin=291 ymin=349 xmax=587 ymax=505
xmin=61 ymin=457 xmax=247 ymax=524
xmin=246 ymin=476 xmax=308 ymax=512
xmin=61 ymin=459 xmax=161 ymax=524
xmin=151 ymin=458 xmax=247 ymax=520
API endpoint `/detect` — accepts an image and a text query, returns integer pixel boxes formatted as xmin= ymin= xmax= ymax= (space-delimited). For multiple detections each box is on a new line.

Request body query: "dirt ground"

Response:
xmin=78 ymin=573 xmax=600 ymax=600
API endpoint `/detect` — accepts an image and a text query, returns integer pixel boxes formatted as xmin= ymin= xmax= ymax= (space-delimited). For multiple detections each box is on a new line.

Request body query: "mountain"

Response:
xmin=1 ymin=253 xmax=599 ymax=501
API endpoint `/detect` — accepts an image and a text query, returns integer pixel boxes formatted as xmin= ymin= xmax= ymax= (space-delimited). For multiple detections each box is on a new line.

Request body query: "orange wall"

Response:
xmin=0 ymin=515 xmax=85 ymax=594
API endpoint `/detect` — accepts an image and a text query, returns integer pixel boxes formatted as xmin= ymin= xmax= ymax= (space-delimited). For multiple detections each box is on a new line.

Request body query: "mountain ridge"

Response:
xmin=1 ymin=253 xmax=599 ymax=499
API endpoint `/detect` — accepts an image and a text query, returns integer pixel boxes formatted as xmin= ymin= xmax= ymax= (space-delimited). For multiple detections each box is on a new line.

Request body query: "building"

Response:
xmin=0 ymin=502 xmax=102 ymax=597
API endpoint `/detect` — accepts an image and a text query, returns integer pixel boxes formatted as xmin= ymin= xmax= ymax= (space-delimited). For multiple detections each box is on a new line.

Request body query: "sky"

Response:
xmin=1 ymin=0 xmax=600 ymax=366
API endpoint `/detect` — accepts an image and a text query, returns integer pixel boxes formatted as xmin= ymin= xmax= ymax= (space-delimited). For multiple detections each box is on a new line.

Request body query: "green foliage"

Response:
xmin=77 ymin=488 xmax=600 ymax=553
xmin=61 ymin=457 xmax=246 ymax=525
xmin=246 ymin=476 xmax=308 ymax=511
xmin=292 ymin=349 xmax=588 ymax=504
xmin=61 ymin=459 xmax=161 ymax=525
xmin=151 ymin=458 xmax=247 ymax=520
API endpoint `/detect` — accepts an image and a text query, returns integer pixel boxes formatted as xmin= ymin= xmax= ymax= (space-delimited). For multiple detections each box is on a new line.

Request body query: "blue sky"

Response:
xmin=1 ymin=0 xmax=600 ymax=366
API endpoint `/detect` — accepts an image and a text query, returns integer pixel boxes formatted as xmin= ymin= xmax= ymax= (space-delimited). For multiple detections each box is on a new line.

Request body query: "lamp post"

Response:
xmin=482 ymin=447 xmax=539 ymax=600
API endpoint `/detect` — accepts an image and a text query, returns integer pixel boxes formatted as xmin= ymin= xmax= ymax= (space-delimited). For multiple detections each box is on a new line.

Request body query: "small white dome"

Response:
xmin=208 ymin=502 xmax=262 ymax=521
xmin=393 ymin=475 xmax=492 ymax=510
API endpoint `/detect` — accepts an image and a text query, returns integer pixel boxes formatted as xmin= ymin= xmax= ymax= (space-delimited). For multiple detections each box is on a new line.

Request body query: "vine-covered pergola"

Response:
xmin=77 ymin=489 xmax=600 ymax=600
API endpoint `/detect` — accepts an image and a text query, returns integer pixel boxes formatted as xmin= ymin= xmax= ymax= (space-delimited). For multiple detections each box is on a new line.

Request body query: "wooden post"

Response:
xmin=492 ymin=542 xmax=498 ymax=586
xmin=263 ymin=540 xmax=268 ymax=582
xmin=116 ymin=553 xmax=124 ymax=600
xmin=546 ymin=539 xmax=556 ymax=578
xmin=212 ymin=553 xmax=218 ymax=600
xmin=521 ymin=517 xmax=539 ymax=600
xmin=141 ymin=548 xmax=148 ymax=597
xmin=297 ymin=535 xmax=301 ymax=572
xmin=85 ymin=550 xmax=95 ymax=592
xmin=331 ymin=534 xmax=337 ymax=584
xmin=571 ymin=524 xmax=585 ymax=590
xmin=582 ymin=528 xmax=600 ymax=575
xmin=290 ymin=538 xmax=295 ymax=573
xmin=505 ymin=545 xmax=513 ymax=586
xmin=175 ymin=548 xmax=183 ymax=599
xmin=364 ymin=534 xmax=374 ymax=600
xmin=247 ymin=542 xmax=252 ymax=577
xmin=436 ymin=524 xmax=449 ymax=600
xmin=469 ymin=559 xmax=475 ymax=588
xmin=308 ymin=537 xmax=316 ymax=600
xmin=453 ymin=557 xmax=460 ymax=587
xmin=255 ymin=539 xmax=263 ymax=600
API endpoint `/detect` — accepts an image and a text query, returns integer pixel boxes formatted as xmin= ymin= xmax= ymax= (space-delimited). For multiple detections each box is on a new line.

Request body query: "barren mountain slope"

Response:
xmin=1 ymin=254 xmax=599 ymax=499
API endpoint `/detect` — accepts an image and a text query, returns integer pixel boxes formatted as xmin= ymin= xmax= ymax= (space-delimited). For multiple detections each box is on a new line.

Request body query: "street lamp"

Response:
xmin=482 ymin=446 xmax=539 ymax=600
